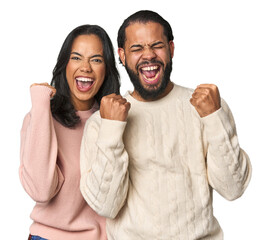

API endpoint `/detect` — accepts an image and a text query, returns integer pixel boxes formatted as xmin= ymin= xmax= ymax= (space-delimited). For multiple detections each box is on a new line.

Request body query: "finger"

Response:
xmin=192 ymin=89 xmax=209 ymax=98
xmin=197 ymin=84 xmax=218 ymax=91
xmin=190 ymin=98 xmax=197 ymax=107
xmin=124 ymin=102 xmax=131 ymax=111
xmin=107 ymin=95 xmax=124 ymax=103
xmin=116 ymin=98 xmax=127 ymax=104
xmin=50 ymin=88 xmax=57 ymax=97
xmin=102 ymin=93 xmax=119 ymax=100
xmin=111 ymin=94 xmax=123 ymax=100
xmin=197 ymin=83 xmax=213 ymax=88
xmin=101 ymin=94 xmax=121 ymax=104
xmin=109 ymin=98 xmax=126 ymax=107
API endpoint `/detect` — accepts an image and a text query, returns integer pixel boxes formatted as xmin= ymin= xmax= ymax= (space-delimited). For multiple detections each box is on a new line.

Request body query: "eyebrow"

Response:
xmin=151 ymin=41 xmax=164 ymax=47
xmin=71 ymin=52 xmax=82 ymax=56
xmin=129 ymin=41 xmax=165 ymax=49
xmin=70 ymin=52 xmax=103 ymax=58
xmin=90 ymin=54 xmax=104 ymax=59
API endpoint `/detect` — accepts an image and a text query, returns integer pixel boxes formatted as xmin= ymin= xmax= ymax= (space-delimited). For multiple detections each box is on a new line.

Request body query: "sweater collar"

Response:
xmin=76 ymin=101 xmax=99 ymax=120
xmin=125 ymin=83 xmax=176 ymax=107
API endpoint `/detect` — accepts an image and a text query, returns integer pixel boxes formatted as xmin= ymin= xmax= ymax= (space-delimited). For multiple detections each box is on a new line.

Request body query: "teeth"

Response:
xmin=141 ymin=66 xmax=159 ymax=71
xmin=76 ymin=77 xmax=93 ymax=82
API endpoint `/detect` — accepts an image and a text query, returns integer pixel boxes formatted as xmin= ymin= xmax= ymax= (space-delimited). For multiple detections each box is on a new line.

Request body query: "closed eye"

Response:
xmin=131 ymin=48 xmax=143 ymax=52
xmin=91 ymin=58 xmax=103 ymax=63
xmin=90 ymin=54 xmax=104 ymax=63
xmin=71 ymin=56 xmax=81 ymax=60
xmin=151 ymin=42 xmax=165 ymax=49
xmin=130 ymin=44 xmax=143 ymax=52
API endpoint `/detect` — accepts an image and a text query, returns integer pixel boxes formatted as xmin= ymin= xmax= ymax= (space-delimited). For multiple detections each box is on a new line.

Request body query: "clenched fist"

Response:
xmin=100 ymin=94 xmax=131 ymax=122
xmin=190 ymin=84 xmax=221 ymax=117
xmin=31 ymin=82 xmax=56 ymax=97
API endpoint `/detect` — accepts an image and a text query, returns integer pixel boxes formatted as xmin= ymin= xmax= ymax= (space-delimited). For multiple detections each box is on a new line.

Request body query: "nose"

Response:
xmin=142 ymin=47 xmax=157 ymax=61
xmin=80 ymin=60 xmax=92 ymax=73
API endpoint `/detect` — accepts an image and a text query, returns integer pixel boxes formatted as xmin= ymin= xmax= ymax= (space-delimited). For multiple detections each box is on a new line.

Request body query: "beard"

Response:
xmin=125 ymin=58 xmax=173 ymax=101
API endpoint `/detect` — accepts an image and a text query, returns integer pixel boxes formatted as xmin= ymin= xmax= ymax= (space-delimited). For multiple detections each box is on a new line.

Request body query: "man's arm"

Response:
xmin=80 ymin=94 xmax=131 ymax=218
xmin=202 ymin=99 xmax=252 ymax=200
xmin=191 ymin=84 xmax=252 ymax=200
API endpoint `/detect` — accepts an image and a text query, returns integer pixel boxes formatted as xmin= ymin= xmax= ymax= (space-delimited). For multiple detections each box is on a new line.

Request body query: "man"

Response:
xmin=80 ymin=10 xmax=252 ymax=239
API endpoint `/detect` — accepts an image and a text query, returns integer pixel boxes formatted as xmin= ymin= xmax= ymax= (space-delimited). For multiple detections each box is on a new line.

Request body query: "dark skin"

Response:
xmin=100 ymin=22 xmax=221 ymax=122
xmin=100 ymin=94 xmax=131 ymax=121
xmin=190 ymin=84 xmax=221 ymax=117
xmin=100 ymin=83 xmax=221 ymax=121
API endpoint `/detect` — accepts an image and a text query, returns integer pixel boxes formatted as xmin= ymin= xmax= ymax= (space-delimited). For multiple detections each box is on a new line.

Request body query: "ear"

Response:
xmin=118 ymin=48 xmax=126 ymax=66
xmin=169 ymin=41 xmax=174 ymax=58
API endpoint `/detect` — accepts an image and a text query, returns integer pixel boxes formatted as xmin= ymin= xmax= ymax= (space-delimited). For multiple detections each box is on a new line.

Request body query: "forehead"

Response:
xmin=71 ymin=34 xmax=103 ymax=53
xmin=125 ymin=22 xmax=166 ymax=46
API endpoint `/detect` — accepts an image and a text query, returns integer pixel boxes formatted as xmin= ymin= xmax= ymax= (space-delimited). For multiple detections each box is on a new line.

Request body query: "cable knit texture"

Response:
xmin=80 ymin=83 xmax=252 ymax=240
xmin=20 ymin=85 xmax=106 ymax=240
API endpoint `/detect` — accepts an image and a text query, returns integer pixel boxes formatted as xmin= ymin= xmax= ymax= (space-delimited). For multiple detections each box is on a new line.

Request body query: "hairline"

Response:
xmin=122 ymin=20 xmax=170 ymax=49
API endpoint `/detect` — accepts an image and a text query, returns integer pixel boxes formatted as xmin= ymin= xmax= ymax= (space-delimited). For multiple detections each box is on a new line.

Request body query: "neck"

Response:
xmin=73 ymin=98 xmax=94 ymax=111
xmin=132 ymin=81 xmax=174 ymax=102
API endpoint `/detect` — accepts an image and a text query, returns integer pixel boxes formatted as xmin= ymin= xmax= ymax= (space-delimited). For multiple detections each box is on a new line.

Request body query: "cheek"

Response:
xmin=97 ymin=65 xmax=106 ymax=82
xmin=125 ymin=52 xmax=139 ymax=65
xmin=157 ymin=50 xmax=168 ymax=61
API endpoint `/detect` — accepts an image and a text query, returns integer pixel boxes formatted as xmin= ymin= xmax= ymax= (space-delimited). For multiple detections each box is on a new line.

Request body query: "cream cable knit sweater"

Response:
xmin=80 ymin=84 xmax=252 ymax=240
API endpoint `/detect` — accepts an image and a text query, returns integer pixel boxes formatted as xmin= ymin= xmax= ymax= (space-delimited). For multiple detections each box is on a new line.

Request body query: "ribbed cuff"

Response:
xmin=30 ymin=85 xmax=53 ymax=109
xmin=201 ymin=107 xmax=233 ymax=142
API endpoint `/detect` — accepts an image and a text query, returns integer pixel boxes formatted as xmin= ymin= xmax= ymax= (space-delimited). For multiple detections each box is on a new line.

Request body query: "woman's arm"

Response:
xmin=19 ymin=85 xmax=64 ymax=203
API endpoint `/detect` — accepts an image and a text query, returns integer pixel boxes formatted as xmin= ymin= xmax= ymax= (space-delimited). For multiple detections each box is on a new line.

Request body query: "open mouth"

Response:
xmin=75 ymin=77 xmax=95 ymax=92
xmin=140 ymin=65 xmax=161 ymax=85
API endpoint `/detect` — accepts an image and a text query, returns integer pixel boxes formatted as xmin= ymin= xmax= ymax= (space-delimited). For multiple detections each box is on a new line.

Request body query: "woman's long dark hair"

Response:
xmin=50 ymin=25 xmax=120 ymax=128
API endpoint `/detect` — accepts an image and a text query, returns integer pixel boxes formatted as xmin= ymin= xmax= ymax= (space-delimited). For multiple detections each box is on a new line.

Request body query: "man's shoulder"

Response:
xmin=173 ymin=83 xmax=194 ymax=99
xmin=174 ymin=83 xmax=193 ymax=92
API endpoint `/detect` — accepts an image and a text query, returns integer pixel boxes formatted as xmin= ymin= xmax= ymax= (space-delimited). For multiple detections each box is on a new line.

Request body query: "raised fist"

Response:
xmin=100 ymin=94 xmax=131 ymax=122
xmin=31 ymin=83 xmax=56 ymax=97
xmin=190 ymin=84 xmax=221 ymax=117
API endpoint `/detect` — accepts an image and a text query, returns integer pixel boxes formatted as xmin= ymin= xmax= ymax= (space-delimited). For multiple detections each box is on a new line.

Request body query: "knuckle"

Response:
xmin=120 ymin=104 xmax=126 ymax=111
xmin=101 ymin=96 xmax=107 ymax=103
xmin=210 ymin=84 xmax=217 ymax=90
xmin=196 ymin=99 xmax=202 ymax=105
xmin=201 ymin=95 xmax=207 ymax=101
xmin=205 ymin=89 xmax=210 ymax=94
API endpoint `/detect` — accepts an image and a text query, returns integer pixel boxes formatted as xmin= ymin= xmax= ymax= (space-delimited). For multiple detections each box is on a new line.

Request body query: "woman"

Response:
xmin=19 ymin=25 xmax=120 ymax=240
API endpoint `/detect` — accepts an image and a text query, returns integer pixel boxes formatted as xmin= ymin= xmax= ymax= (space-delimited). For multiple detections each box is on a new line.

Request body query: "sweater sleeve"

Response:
xmin=80 ymin=114 xmax=129 ymax=219
xmin=19 ymin=86 xmax=64 ymax=203
xmin=202 ymin=99 xmax=252 ymax=201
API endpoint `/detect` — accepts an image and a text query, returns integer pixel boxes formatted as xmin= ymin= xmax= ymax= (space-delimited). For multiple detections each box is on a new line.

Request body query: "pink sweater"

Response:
xmin=19 ymin=85 xmax=106 ymax=240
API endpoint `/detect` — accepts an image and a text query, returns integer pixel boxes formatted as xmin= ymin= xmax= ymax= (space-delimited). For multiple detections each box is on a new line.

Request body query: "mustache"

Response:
xmin=136 ymin=60 xmax=164 ymax=72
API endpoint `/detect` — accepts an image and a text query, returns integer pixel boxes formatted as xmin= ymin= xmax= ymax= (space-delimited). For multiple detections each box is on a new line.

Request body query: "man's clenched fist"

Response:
xmin=100 ymin=94 xmax=131 ymax=122
xmin=190 ymin=84 xmax=221 ymax=118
